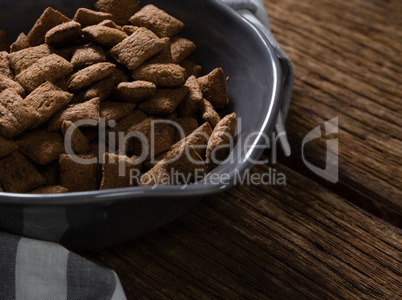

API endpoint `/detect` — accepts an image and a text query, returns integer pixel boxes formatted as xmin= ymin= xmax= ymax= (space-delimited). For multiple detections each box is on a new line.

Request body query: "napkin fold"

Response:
xmin=0 ymin=1 xmax=293 ymax=299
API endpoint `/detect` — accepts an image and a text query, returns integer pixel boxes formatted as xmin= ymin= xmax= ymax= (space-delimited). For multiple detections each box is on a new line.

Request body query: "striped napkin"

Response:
xmin=0 ymin=1 xmax=293 ymax=299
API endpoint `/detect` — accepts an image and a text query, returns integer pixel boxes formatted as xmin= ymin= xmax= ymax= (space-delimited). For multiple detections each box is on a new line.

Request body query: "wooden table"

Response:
xmin=80 ymin=0 xmax=402 ymax=298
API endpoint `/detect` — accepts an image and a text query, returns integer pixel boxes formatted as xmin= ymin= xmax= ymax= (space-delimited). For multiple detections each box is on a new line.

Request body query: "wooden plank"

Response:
xmin=263 ymin=0 xmax=402 ymax=225
xmin=79 ymin=162 xmax=402 ymax=299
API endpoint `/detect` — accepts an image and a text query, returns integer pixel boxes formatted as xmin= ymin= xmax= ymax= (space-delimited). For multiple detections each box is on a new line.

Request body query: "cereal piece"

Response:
xmin=100 ymin=153 xmax=141 ymax=190
xmin=95 ymin=0 xmax=141 ymax=25
xmin=106 ymin=109 xmax=148 ymax=145
xmin=173 ymin=117 xmax=199 ymax=143
xmin=0 ymin=75 xmax=25 ymax=96
xmin=170 ymin=36 xmax=196 ymax=64
xmin=112 ymin=81 xmax=156 ymax=103
xmin=147 ymin=39 xmax=173 ymax=64
xmin=59 ymin=154 xmax=98 ymax=192
xmin=27 ymin=7 xmax=70 ymax=46
xmin=16 ymin=128 xmax=65 ymax=165
xmin=0 ymin=52 xmax=13 ymax=78
xmin=129 ymin=5 xmax=184 ymax=38
xmin=122 ymin=25 xmax=139 ymax=36
xmin=200 ymin=98 xmax=221 ymax=128
xmin=140 ymin=142 xmax=207 ymax=186
xmin=125 ymin=117 xmax=175 ymax=157
xmin=0 ymin=89 xmax=39 ymax=138
xmin=100 ymin=101 xmax=136 ymax=123
xmin=9 ymin=44 xmax=53 ymax=75
xmin=97 ymin=20 xmax=121 ymax=30
xmin=206 ymin=113 xmax=237 ymax=169
xmin=62 ymin=120 xmax=90 ymax=154
xmin=48 ymin=97 xmax=100 ymax=132
xmin=15 ymin=54 xmax=73 ymax=92
xmin=0 ymin=29 xmax=9 ymax=52
xmin=37 ymin=161 xmax=60 ymax=186
xmin=25 ymin=81 xmax=73 ymax=126
xmin=178 ymin=75 xmax=203 ymax=117
xmin=180 ymin=60 xmax=202 ymax=78
xmin=45 ymin=21 xmax=82 ymax=47
xmin=68 ymin=62 xmax=115 ymax=91
xmin=0 ymin=135 xmax=18 ymax=159
xmin=72 ymin=76 xmax=114 ymax=103
xmin=74 ymin=8 xmax=113 ymax=28
xmin=110 ymin=27 xmax=168 ymax=70
xmin=10 ymin=33 xmax=30 ymax=53
xmin=197 ymin=68 xmax=229 ymax=109
xmin=71 ymin=44 xmax=107 ymax=70
xmin=82 ymin=25 xmax=128 ymax=47
xmin=31 ymin=185 xmax=68 ymax=194
xmin=131 ymin=63 xmax=186 ymax=87
xmin=0 ymin=151 xmax=46 ymax=193
xmin=137 ymin=86 xmax=188 ymax=116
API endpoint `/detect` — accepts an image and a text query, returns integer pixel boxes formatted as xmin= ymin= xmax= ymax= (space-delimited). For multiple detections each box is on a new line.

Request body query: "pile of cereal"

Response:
xmin=0 ymin=0 xmax=237 ymax=194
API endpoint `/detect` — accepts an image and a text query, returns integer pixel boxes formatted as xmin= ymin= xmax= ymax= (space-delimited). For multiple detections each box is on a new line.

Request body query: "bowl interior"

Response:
xmin=0 ymin=0 xmax=281 ymax=203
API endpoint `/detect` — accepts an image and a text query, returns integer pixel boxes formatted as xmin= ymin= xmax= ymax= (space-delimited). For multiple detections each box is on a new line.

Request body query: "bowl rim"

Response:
xmin=0 ymin=0 xmax=282 ymax=206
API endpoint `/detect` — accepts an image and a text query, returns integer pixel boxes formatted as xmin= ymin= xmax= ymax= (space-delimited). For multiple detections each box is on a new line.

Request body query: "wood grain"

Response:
xmin=264 ymin=0 xmax=402 ymax=225
xmin=80 ymin=162 xmax=402 ymax=299
xmin=80 ymin=0 xmax=402 ymax=298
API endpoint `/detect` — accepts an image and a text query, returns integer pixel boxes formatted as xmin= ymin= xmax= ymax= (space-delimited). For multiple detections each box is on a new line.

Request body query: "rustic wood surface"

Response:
xmin=80 ymin=0 xmax=402 ymax=298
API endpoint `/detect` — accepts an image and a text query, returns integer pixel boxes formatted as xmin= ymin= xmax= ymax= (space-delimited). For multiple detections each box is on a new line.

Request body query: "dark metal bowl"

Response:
xmin=0 ymin=0 xmax=282 ymax=249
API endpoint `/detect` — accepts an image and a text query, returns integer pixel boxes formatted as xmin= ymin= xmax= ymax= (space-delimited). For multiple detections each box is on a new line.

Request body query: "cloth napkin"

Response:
xmin=0 ymin=1 xmax=293 ymax=299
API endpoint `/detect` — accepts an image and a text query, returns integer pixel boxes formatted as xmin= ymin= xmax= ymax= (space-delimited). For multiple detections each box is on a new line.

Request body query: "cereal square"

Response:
xmin=0 ymin=89 xmax=39 ymax=138
xmin=178 ymin=75 xmax=203 ymax=117
xmin=68 ymin=62 xmax=115 ymax=92
xmin=72 ymin=76 xmax=114 ymax=103
xmin=197 ymin=68 xmax=229 ymax=109
xmin=15 ymin=54 xmax=74 ymax=92
xmin=9 ymin=44 xmax=53 ymax=75
xmin=48 ymin=97 xmax=100 ymax=132
xmin=129 ymin=5 xmax=184 ymax=38
xmin=59 ymin=154 xmax=98 ymax=192
xmin=100 ymin=152 xmax=141 ymax=190
xmin=125 ymin=117 xmax=175 ymax=157
xmin=10 ymin=33 xmax=30 ymax=53
xmin=180 ymin=60 xmax=202 ymax=78
xmin=146 ymin=38 xmax=172 ymax=64
xmin=24 ymin=81 xmax=73 ymax=126
xmin=36 ymin=161 xmax=60 ymax=186
xmin=200 ymin=98 xmax=221 ymax=128
xmin=110 ymin=27 xmax=168 ymax=70
xmin=137 ymin=86 xmax=188 ymax=116
xmin=95 ymin=0 xmax=141 ymax=25
xmin=45 ymin=21 xmax=82 ymax=47
xmin=0 ymin=52 xmax=13 ymax=78
xmin=206 ymin=112 xmax=237 ymax=169
xmin=0 ymin=151 xmax=46 ymax=193
xmin=0 ymin=28 xmax=9 ymax=52
xmin=100 ymin=101 xmax=136 ymax=123
xmin=74 ymin=8 xmax=113 ymax=28
xmin=27 ymin=7 xmax=70 ymax=46
xmin=16 ymin=127 xmax=65 ymax=165
xmin=62 ymin=120 xmax=90 ymax=155
xmin=71 ymin=44 xmax=107 ymax=70
xmin=82 ymin=25 xmax=128 ymax=47
xmin=131 ymin=63 xmax=186 ymax=87
xmin=170 ymin=36 xmax=196 ymax=64
xmin=0 ymin=134 xmax=18 ymax=159
xmin=113 ymin=81 xmax=156 ymax=103
xmin=0 ymin=74 xmax=25 ymax=96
